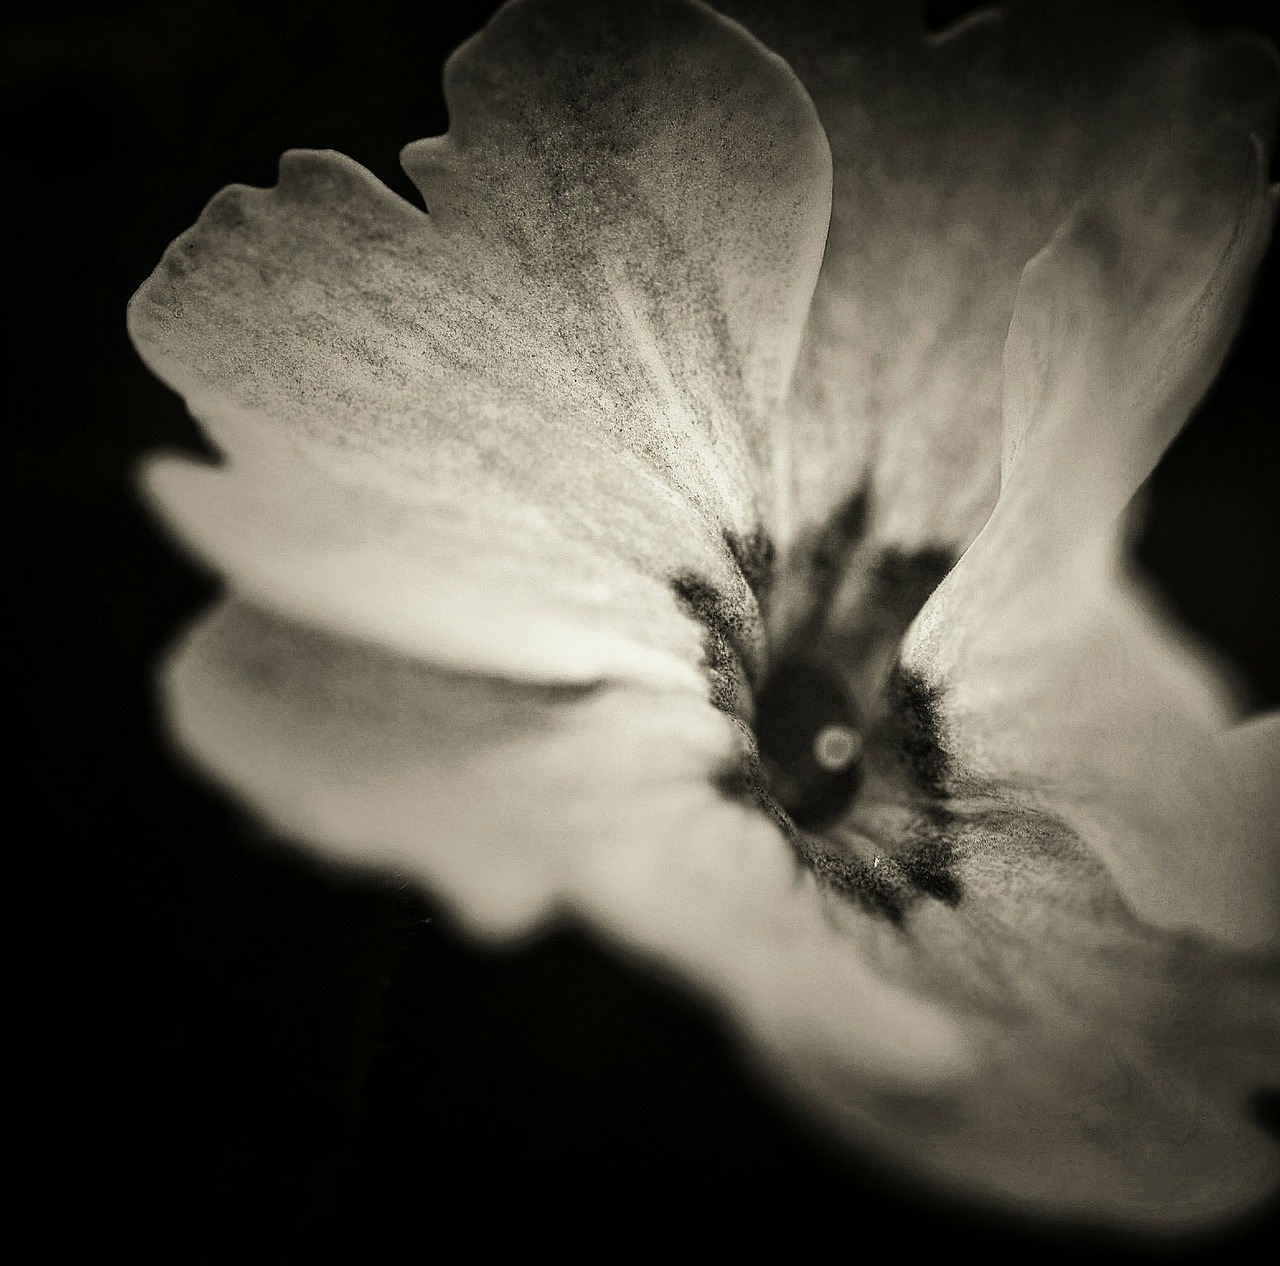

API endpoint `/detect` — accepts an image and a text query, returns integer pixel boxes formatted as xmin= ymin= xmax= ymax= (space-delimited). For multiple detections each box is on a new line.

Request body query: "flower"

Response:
xmin=127 ymin=0 xmax=1280 ymax=1232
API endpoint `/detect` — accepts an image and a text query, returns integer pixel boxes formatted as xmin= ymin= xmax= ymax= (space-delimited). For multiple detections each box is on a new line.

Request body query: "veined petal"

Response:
xmin=902 ymin=131 xmax=1279 ymax=947
xmin=164 ymin=599 xmax=969 ymax=1083
xmin=128 ymin=0 xmax=832 ymax=685
xmin=722 ymin=0 xmax=1278 ymax=569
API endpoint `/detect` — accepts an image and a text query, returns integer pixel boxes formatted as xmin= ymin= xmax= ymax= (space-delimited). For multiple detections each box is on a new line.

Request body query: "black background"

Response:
xmin=5 ymin=0 xmax=1278 ymax=1259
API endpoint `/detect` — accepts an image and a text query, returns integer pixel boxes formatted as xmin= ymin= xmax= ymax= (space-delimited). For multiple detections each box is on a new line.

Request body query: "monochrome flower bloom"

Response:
xmin=127 ymin=0 xmax=1280 ymax=1231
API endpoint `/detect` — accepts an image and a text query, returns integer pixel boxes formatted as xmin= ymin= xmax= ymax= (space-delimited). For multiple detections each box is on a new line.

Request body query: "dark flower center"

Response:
xmin=754 ymin=655 xmax=863 ymax=831
xmin=677 ymin=492 xmax=955 ymax=845
xmin=685 ymin=508 xmax=969 ymax=921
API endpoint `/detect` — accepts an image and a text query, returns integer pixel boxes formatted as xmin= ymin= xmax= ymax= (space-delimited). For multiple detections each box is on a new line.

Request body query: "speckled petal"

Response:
xmin=128 ymin=0 xmax=831 ymax=686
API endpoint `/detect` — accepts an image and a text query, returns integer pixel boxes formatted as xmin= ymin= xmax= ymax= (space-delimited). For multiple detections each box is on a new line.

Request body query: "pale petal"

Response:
xmin=998 ymin=142 xmax=1276 ymax=532
xmin=722 ymin=0 xmax=1278 ymax=566
xmin=811 ymin=797 xmax=1280 ymax=1228
xmin=128 ymin=0 xmax=831 ymax=684
xmin=902 ymin=136 xmax=1279 ymax=947
xmin=785 ymin=16 xmax=1280 ymax=1211
xmin=166 ymin=600 xmax=1280 ymax=1228
xmin=1219 ymin=711 xmax=1280 ymax=900
xmin=163 ymin=599 xmax=969 ymax=1084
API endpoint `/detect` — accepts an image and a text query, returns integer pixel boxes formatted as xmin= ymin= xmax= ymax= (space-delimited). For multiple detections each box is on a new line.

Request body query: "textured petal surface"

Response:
xmin=705 ymin=0 xmax=1280 ymax=1223
xmin=903 ymin=131 xmax=1279 ymax=948
xmin=722 ymin=0 xmax=1279 ymax=575
xmin=810 ymin=795 xmax=1280 ymax=1229
xmin=164 ymin=599 xmax=970 ymax=1084
xmin=128 ymin=0 xmax=831 ymax=686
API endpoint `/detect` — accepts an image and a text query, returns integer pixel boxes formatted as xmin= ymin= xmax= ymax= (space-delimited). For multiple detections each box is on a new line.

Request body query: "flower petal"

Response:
xmin=168 ymin=598 xmax=1280 ymax=1227
xmin=128 ymin=0 xmax=831 ymax=684
xmin=901 ymin=130 xmax=1278 ymax=947
xmin=1220 ymin=710 xmax=1280 ymax=895
xmin=164 ymin=598 xmax=970 ymax=1084
xmin=129 ymin=0 xmax=1280 ymax=1232
xmin=812 ymin=799 xmax=1280 ymax=1228
xmin=722 ymin=0 xmax=1278 ymax=562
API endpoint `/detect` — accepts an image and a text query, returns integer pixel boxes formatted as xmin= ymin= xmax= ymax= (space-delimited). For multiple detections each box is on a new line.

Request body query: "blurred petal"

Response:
xmin=723 ymin=0 xmax=1278 ymax=566
xmin=164 ymin=599 xmax=969 ymax=1084
xmin=756 ymin=9 xmax=1280 ymax=1216
xmin=902 ymin=131 xmax=1278 ymax=946
xmin=813 ymin=799 xmax=1280 ymax=1228
xmin=169 ymin=597 xmax=1280 ymax=1228
xmin=128 ymin=0 xmax=831 ymax=685
xmin=1220 ymin=711 xmax=1280 ymax=899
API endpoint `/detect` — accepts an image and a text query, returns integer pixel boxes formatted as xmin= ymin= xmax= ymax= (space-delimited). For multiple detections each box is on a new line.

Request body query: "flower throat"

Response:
xmin=673 ymin=487 xmax=954 ymax=835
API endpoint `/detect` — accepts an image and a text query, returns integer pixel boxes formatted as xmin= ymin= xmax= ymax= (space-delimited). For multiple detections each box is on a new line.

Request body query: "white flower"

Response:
xmin=127 ymin=0 xmax=1280 ymax=1231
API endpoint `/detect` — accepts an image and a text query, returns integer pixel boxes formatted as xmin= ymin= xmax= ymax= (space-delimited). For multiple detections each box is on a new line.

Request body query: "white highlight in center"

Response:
xmin=812 ymin=724 xmax=862 ymax=772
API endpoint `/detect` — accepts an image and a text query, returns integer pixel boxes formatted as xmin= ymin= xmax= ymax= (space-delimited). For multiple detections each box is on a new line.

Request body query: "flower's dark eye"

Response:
xmin=754 ymin=656 xmax=862 ymax=831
